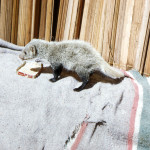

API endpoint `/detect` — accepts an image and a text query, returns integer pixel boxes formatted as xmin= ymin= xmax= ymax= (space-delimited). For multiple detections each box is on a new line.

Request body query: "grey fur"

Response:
xmin=0 ymin=39 xmax=24 ymax=51
xmin=19 ymin=39 xmax=124 ymax=90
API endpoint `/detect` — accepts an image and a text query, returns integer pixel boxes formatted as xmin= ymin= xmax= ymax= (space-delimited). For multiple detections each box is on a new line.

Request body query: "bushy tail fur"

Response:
xmin=100 ymin=62 xmax=124 ymax=79
xmin=0 ymin=39 xmax=24 ymax=51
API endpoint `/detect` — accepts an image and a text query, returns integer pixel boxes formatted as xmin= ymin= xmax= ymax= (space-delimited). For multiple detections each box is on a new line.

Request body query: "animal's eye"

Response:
xmin=24 ymin=52 xmax=27 ymax=55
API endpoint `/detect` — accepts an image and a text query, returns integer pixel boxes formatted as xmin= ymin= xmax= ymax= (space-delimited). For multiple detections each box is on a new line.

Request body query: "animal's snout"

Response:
xmin=19 ymin=54 xmax=24 ymax=60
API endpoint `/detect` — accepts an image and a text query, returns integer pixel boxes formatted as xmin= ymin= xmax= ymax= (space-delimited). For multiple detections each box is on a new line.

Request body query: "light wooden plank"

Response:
xmin=11 ymin=0 xmax=19 ymax=44
xmin=39 ymin=0 xmax=47 ymax=39
xmin=143 ymin=38 xmax=150 ymax=76
xmin=73 ymin=0 xmax=84 ymax=39
xmin=97 ymin=0 xmax=107 ymax=55
xmin=79 ymin=0 xmax=90 ymax=40
xmin=134 ymin=0 xmax=150 ymax=71
xmin=17 ymin=0 xmax=27 ymax=46
xmin=25 ymin=0 xmax=33 ymax=45
xmin=31 ymin=0 xmax=36 ymax=40
xmin=63 ymin=0 xmax=74 ymax=40
xmin=109 ymin=0 xmax=120 ymax=65
xmin=91 ymin=0 xmax=104 ymax=49
xmin=101 ymin=0 xmax=116 ymax=62
xmin=55 ymin=0 xmax=64 ymax=41
xmin=68 ymin=0 xmax=79 ymax=40
xmin=45 ymin=0 xmax=54 ymax=41
xmin=0 ymin=0 xmax=13 ymax=42
xmin=140 ymin=14 xmax=150 ymax=74
xmin=84 ymin=0 xmax=96 ymax=43
xmin=59 ymin=0 xmax=69 ymax=40
xmin=113 ymin=0 xmax=127 ymax=68
xmin=119 ymin=0 xmax=135 ymax=70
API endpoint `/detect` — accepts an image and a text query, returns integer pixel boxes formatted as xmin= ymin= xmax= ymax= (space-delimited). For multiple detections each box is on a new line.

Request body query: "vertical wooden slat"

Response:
xmin=79 ymin=0 xmax=90 ymax=40
xmin=119 ymin=0 xmax=135 ymax=70
xmin=109 ymin=0 xmax=120 ymax=65
xmin=39 ymin=0 xmax=47 ymax=39
xmin=0 ymin=0 xmax=13 ymax=42
xmin=17 ymin=0 xmax=33 ymax=46
xmin=113 ymin=0 xmax=127 ymax=68
xmin=68 ymin=0 xmax=79 ymax=39
xmin=55 ymin=0 xmax=64 ymax=41
xmin=97 ymin=0 xmax=107 ymax=55
xmin=127 ymin=0 xmax=150 ymax=71
xmin=101 ymin=0 xmax=116 ymax=62
xmin=31 ymin=0 xmax=41 ymax=39
xmin=17 ymin=0 xmax=26 ymax=46
xmin=89 ymin=0 xmax=98 ymax=45
xmin=84 ymin=0 xmax=96 ymax=43
xmin=73 ymin=0 xmax=84 ymax=39
xmin=31 ymin=0 xmax=36 ymax=40
xmin=45 ymin=0 xmax=54 ymax=41
xmin=91 ymin=0 xmax=104 ymax=49
xmin=134 ymin=0 xmax=150 ymax=71
xmin=11 ymin=0 xmax=19 ymax=44
xmin=63 ymin=0 xmax=74 ymax=40
xmin=140 ymin=14 xmax=150 ymax=74
xmin=25 ymin=0 xmax=33 ymax=45
xmin=143 ymin=38 xmax=150 ymax=76
xmin=59 ymin=0 xmax=69 ymax=40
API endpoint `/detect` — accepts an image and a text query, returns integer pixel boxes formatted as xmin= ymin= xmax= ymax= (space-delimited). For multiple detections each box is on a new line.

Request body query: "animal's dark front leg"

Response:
xmin=74 ymin=73 xmax=90 ymax=92
xmin=49 ymin=64 xmax=63 ymax=82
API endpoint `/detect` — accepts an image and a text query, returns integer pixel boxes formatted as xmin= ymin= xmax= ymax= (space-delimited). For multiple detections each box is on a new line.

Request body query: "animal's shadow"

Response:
xmin=39 ymin=66 xmax=124 ymax=90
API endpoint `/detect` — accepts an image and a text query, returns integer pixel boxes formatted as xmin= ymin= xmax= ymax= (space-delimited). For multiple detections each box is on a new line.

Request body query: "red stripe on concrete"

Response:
xmin=126 ymin=73 xmax=139 ymax=150
xmin=71 ymin=122 xmax=88 ymax=150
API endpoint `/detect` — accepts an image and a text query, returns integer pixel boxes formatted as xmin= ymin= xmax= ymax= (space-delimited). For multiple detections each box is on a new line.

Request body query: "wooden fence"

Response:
xmin=0 ymin=0 xmax=150 ymax=76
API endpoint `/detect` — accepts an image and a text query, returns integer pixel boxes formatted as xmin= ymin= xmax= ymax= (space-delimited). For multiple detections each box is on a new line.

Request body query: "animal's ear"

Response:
xmin=30 ymin=45 xmax=37 ymax=54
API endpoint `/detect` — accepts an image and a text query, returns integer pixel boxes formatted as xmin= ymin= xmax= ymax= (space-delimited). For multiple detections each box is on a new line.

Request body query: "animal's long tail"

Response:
xmin=0 ymin=39 xmax=24 ymax=51
xmin=99 ymin=61 xmax=124 ymax=79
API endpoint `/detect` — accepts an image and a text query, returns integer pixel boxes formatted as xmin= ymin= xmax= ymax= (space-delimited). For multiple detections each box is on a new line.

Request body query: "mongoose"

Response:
xmin=0 ymin=39 xmax=124 ymax=91
xmin=18 ymin=39 xmax=124 ymax=91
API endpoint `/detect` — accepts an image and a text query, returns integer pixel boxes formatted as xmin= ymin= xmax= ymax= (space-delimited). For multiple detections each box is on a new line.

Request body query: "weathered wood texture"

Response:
xmin=0 ymin=0 xmax=150 ymax=75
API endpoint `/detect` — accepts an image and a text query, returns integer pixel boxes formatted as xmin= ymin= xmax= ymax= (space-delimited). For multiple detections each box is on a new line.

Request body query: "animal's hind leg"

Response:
xmin=74 ymin=72 xmax=90 ymax=92
xmin=49 ymin=64 xmax=63 ymax=82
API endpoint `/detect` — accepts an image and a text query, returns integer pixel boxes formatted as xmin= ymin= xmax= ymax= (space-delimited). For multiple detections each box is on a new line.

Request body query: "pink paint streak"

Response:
xmin=71 ymin=122 xmax=88 ymax=150
xmin=124 ymin=72 xmax=139 ymax=150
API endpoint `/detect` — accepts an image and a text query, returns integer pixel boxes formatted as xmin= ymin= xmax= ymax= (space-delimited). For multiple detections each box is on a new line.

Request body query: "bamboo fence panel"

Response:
xmin=79 ymin=0 xmax=90 ymax=41
xmin=0 ymin=0 xmax=13 ymax=42
xmin=39 ymin=0 xmax=47 ymax=39
xmin=68 ymin=0 xmax=80 ymax=39
xmin=113 ymin=0 xmax=127 ymax=69
xmin=108 ymin=0 xmax=120 ymax=65
xmin=0 ymin=0 xmax=150 ymax=75
xmin=127 ymin=0 xmax=150 ymax=71
xmin=101 ymin=0 xmax=116 ymax=63
xmin=90 ymin=0 xmax=104 ymax=49
xmin=31 ymin=0 xmax=41 ymax=39
xmin=73 ymin=0 xmax=84 ymax=39
xmin=63 ymin=0 xmax=73 ymax=40
xmin=17 ymin=0 xmax=27 ymax=45
xmin=45 ymin=0 xmax=54 ymax=41
xmin=143 ymin=38 xmax=150 ymax=76
xmin=140 ymin=14 xmax=150 ymax=75
xmin=97 ymin=0 xmax=107 ymax=55
xmin=134 ymin=0 xmax=150 ymax=71
xmin=55 ymin=0 xmax=65 ymax=41
xmin=118 ymin=0 xmax=135 ymax=70
xmin=25 ymin=0 xmax=33 ymax=45
xmin=11 ymin=0 xmax=19 ymax=44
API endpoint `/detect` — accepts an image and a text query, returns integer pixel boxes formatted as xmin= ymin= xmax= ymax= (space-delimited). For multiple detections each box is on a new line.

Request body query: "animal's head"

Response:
xmin=19 ymin=45 xmax=37 ymax=60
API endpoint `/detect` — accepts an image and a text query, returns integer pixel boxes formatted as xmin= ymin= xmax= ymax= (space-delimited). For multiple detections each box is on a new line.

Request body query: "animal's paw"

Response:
xmin=73 ymin=87 xmax=82 ymax=92
xmin=49 ymin=78 xmax=57 ymax=82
